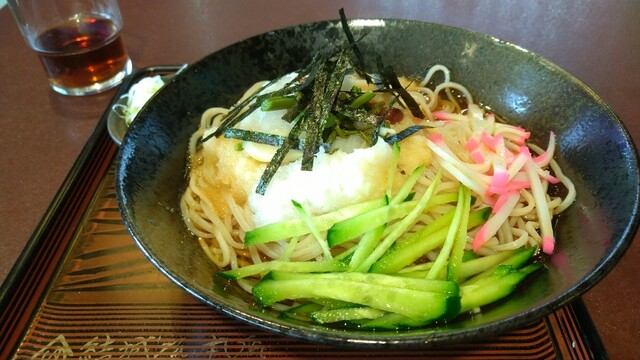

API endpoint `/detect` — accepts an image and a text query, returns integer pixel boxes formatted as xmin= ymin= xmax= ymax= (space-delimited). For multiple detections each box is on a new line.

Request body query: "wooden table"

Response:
xmin=1 ymin=1 xmax=639 ymax=358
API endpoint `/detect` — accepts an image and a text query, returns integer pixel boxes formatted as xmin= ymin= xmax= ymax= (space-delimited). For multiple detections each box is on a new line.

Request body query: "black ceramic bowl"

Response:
xmin=115 ymin=19 xmax=640 ymax=348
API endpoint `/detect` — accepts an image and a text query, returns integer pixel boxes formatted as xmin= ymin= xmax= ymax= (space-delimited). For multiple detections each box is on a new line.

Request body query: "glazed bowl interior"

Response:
xmin=115 ymin=19 xmax=640 ymax=348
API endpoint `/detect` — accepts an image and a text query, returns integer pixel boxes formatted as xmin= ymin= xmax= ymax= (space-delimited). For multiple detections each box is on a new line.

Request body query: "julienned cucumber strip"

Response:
xmin=462 ymin=246 xmax=537 ymax=286
xmin=355 ymin=170 xmax=443 ymax=272
xmin=282 ymin=298 xmax=358 ymax=322
xmin=519 ymin=263 xmax=543 ymax=275
xmin=359 ymin=312 xmax=435 ymax=329
xmin=218 ymin=258 xmax=347 ymax=280
xmin=457 ymin=249 xmax=520 ymax=279
xmin=370 ymin=207 xmax=490 ymax=274
xmin=389 ymin=164 xmax=425 ymax=205
xmin=340 ymin=193 xmax=457 ymax=272
xmin=266 ymin=271 xmax=459 ymax=295
xmin=427 ymin=186 xmax=468 ymax=280
xmin=244 ymin=198 xmax=386 ymax=245
xmin=459 ymin=263 xmax=542 ymax=313
xmin=291 ymin=200 xmax=332 ymax=259
xmin=307 ymin=297 xmax=357 ymax=309
xmin=348 ymin=225 xmax=385 ymax=271
xmin=497 ymin=245 xmax=538 ymax=268
xmin=281 ymin=302 xmax=324 ymax=321
xmin=445 ymin=186 xmax=472 ymax=282
xmin=327 ymin=192 xmax=459 ymax=248
xmin=252 ymin=276 xmax=460 ymax=322
xmin=398 ymin=248 xmax=521 ymax=280
xmin=310 ymin=307 xmax=387 ymax=324
xmin=371 ymin=226 xmax=448 ymax=274
xmin=327 ymin=201 xmax=414 ymax=247
xmin=376 ymin=193 xmax=459 ymax=238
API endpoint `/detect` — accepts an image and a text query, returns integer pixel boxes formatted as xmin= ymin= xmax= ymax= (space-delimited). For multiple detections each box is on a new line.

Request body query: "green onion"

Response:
xmin=261 ymin=95 xmax=297 ymax=111
xmin=350 ymin=91 xmax=376 ymax=108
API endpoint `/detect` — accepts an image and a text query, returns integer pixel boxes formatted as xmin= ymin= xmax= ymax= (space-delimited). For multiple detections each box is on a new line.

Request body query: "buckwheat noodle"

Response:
xmin=179 ymin=65 xmax=576 ymax=292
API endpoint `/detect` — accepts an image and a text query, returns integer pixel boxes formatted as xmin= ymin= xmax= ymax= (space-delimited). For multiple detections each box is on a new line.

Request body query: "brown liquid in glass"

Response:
xmin=34 ymin=17 xmax=129 ymax=89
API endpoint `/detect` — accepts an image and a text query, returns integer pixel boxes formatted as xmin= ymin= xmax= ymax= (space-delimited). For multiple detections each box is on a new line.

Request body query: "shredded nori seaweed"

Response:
xmin=384 ymin=125 xmax=429 ymax=144
xmin=201 ymin=9 xmax=430 ymax=194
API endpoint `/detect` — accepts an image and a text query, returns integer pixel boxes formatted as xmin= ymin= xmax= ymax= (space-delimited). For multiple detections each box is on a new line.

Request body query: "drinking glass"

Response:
xmin=8 ymin=0 xmax=133 ymax=96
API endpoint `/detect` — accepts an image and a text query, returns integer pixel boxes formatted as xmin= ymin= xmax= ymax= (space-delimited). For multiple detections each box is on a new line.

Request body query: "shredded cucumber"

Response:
xmin=252 ymin=276 xmax=460 ymax=323
xmin=244 ymin=198 xmax=385 ymax=245
xmin=223 ymin=161 xmax=541 ymax=330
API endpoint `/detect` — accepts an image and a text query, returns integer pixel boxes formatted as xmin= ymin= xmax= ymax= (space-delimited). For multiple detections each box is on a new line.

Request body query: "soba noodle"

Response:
xmin=179 ymin=65 xmax=576 ymax=294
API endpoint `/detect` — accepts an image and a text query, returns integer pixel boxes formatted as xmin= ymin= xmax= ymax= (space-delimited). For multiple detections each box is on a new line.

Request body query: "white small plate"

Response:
xmin=107 ymin=65 xmax=186 ymax=146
